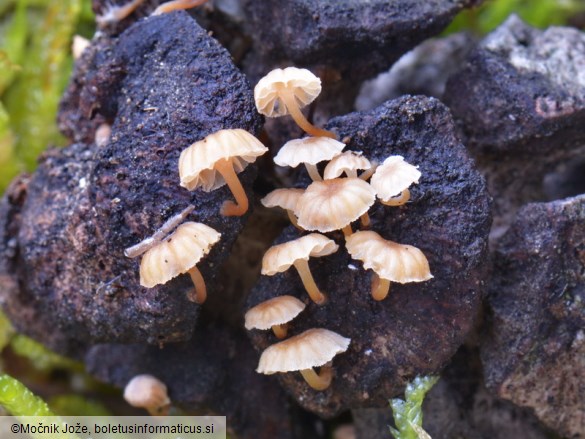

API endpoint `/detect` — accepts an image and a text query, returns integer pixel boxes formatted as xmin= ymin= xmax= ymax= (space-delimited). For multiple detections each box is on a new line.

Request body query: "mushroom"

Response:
xmin=152 ymin=0 xmax=208 ymax=15
xmin=262 ymin=233 xmax=338 ymax=304
xmin=273 ymin=136 xmax=345 ymax=181
xmin=72 ymin=35 xmax=90 ymax=60
xmin=345 ymin=231 xmax=433 ymax=301
xmin=370 ymin=155 xmax=421 ymax=206
xmin=254 ymin=67 xmax=336 ymax=139
xmin=256 ymin=328 xmax=351 ymax=391
xmin=140 ymin=221 xmax=221 ymax=304
xmin=294 ymin=178 xmax=376 ymax=236
xmin=323 ymin=151 xmax=372 ymax=180
xmin=96 ymin=0 xmax=146 ymax=27
xmin=245 ymin=295 xmax=306 ymax=339
xmin=178 ymin=129 xmax=268 ymax=216
xmin=261 ymin=188 xmax=304 ymax=229
xmin=123 ymin=374 xmax=171 ymax=416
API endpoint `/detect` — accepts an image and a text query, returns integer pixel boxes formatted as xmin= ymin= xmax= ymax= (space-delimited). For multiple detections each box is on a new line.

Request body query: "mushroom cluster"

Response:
xmin=247 ymin=67 xmax=434 ymax=390
xmin=125 ymin=128 xmax=267 ymax=305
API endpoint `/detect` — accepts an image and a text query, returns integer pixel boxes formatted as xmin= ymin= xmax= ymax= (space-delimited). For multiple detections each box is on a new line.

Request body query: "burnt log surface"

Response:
xmin=444 ymin=16 xmax=585 ymax=241
xmin=242 ymin=0 xmax=483 ymax=82
xmin=0 ymin=11 xmax=261 ymax=352
xmin=482 ymin=195 xmax=585 ymax=439
xmin=246 ymin=96 xmax=492 ymax=417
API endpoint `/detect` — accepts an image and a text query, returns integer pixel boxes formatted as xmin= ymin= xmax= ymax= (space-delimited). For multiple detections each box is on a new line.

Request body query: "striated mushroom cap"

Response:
xmin=295 ymin=178 xmax=376 ymax=232
xmin=324 ymin=151 xmax=372 ymax=180
xmin=274 ymin=137 xmax=345 ymax=168
xmin=245 ymin=295 xmax=306 ymax=330
xmin=254 ymin=67 xmax=322 ymax=117
xmin=178 ymin=128 xmax=267 ymax=191
xmin=140 ymin=222 xmax=221 ymax=288
xmin=261 ymin=188 xmax=304 ymax=211
xmin=257 ymin=328 xmax=350 ymax=374
xmin=261 ymin=233 xmax=338 ymax=276
xmin=123 ymin=374 xmax=171 ymax=414
xmin=370 ymin=155 xmax=421 ymax=201
xmin=345 ymin=231 xmax=432 ymax=283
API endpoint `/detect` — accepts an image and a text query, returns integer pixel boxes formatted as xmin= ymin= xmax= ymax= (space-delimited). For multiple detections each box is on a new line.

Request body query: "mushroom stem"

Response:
xmin=359 ymin=166 xmax=377 ymax=181
xmin=305 ymin=163 xmax=323 ymax=181
xmin=300 ymin=367 xmax=333 ymax=391
xmin=187 ymin=266 xmax=207 ymax=304
xmin=97 ymin=0 xmax=145 ymax=26
xmin=286 ymin=210 xmax=303 ymax=231
xmin=215 ymin=158 xmax=249 ymax=216
xmin=279 ymin=89 xmax=336 ymax=139
xmin=293 ymin=259 xmax=326 ymax=304
xmin=152 ymin=0 xmax=207 ymax=15
xmin=360 ymin=213 xmax=370 ymax=228
xmin=382 ymin=189 xmax=410 ymax=207
xmin=147 ymin=403 xmax=171 ymax=417
xmin=371 ymin=273 xmax=390 ymax=301
xmin=272 ymin=324 xmax=288 ymax=339
xmin=342 ymin=225 xmax=353 ymax=237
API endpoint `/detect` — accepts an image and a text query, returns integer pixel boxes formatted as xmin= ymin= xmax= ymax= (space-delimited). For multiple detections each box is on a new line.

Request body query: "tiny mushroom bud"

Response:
xmin=140 ymin=221 xmax=221 ymax=304
xmin=370 ymin=155 xmax=421 ymax=206
xmin=261 ymin=188 xmax=305 ymax=230
xmin=256 ymin=328 xmax=351 ymax=391
xmin=123 ymin=374 xmax=171 ymax=416
xmin=345 ymin=231 xmax=433 ymax=301
xmin=254 ymin=67 xmax=336 ymax=139
xmin=179 ymin=129 xmax=268 ymax=216
xmin=72 ymin=35 xmax=90 ymax=60
xmin=245 ymin=295 xmax=306 ymax=339
xmin=274 ymin=136 xmax=345 ymax=181
xmin=152 ymin=0 xmax=208 ymax=15
xmin=262 ymin=234 xmax=338 ymax=304
xmin=96 ymin=0 xmax=146 ymax=27
xmin=295 ymin=178 xmax=376 ymax=237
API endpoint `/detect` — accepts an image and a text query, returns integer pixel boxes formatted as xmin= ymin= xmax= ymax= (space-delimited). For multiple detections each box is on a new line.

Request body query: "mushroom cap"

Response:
xmin=245 ymin=295 xmax=306 ymax=330
xmin=295 ymin=178 xmax=376 ymax=233
xmin=324 ymin=151 xmax=372 ymax=180
xmin=254 ymin=67 xmax=322 ymax=117
xmin=274 ymin=137 xmax=345 ymax=168
xmin=179 ymin=128 xmax=268 ymax=191
xmin=262 ymin=233 xmax=338 ymax=276
xmin=345 ymin=231 xmax=432 ymax=283
xmin=370 ymin=155 xmax=421 ymax=201
xmin=257 ymin=328 xmax=351 ymax=374
xmin=140 ymin=222 xmax=221 ymax=288
xmin=123 ymin=374 xmax=170 ymax=409
xmin=261 ymin=188 xmax=304 ymax=212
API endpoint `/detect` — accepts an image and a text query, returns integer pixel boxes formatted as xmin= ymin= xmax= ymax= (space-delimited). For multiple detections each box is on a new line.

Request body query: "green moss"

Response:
xmin=10 ymin=335 xmax=83 ymax=373
xmin=389 ymin=376 xmax=439 ymax=439
xmin=0 ymin=374 xmax=55 ymax=416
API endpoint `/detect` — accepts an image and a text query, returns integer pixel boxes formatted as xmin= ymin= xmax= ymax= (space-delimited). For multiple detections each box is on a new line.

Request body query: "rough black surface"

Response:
xmin=86 ymin=322 xmax=309 ymax=439
xmin=0 ymin=11 xmax=262 ymax=351
xmin=246 ymin=96 xmax=492 ymax=417
xmin=242 ymin=0 xmax=482 ymax=82
xmin=444 ymin=16 xmax=585 ymax=240
xmin=482 ymin=195 xmax=585 ymax=439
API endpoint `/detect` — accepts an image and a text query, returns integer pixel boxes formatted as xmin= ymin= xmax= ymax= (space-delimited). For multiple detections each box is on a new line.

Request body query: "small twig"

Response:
xmin=124 ymin=205 xmax=195 ymax=258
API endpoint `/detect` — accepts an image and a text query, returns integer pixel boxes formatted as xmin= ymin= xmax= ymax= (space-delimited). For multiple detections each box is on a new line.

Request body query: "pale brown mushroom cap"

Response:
xmin=345 ymin=231 xmax=433 ymax=283
xmin=140 ymin=222 xmax=221 ymax=288
xmin=370 ymin=155 xmax=421 ymax=201
xmin=261 ymin=188 xmax=304 ymax=211
xmin=123 ymin=374 xmax=170 ymax=411
xmin=256 ymin=328 xmax=351 ymax=374
xmin=245 ymin=295 xmax=306 ymax=330
xmin=254 ymin=67 xmax=322 ymax=117
xmin=323 ymin=151 xmax=372 ymax=180
xmin=178 ymin=128 xmax=267 ymax=191
xmin=261 ymin=233 xmax=338 ymax=276
xmin=295 ymin=178 xmax=376 ymax=233
xmin=274 ymin=137 xmax=345 ymax=168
